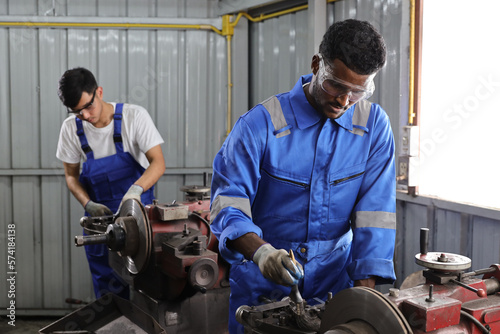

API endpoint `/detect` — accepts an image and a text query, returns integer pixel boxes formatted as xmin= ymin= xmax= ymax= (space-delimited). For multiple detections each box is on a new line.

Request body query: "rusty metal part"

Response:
xmin=188 ymin=258 xmax=219 ymax=292
xmin=320 ymin=287 xmax=412 ymax=334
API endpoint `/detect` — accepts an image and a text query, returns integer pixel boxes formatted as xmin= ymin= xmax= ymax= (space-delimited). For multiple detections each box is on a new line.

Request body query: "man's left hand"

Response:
xmin=121 ymin=184 xmax=144 ymax=205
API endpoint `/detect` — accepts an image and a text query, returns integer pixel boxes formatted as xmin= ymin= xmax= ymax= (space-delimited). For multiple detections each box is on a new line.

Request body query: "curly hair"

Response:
xmin=319 ymin=19 xmax=386 ymax=75
xmin=58 ymin=67 xmax=98 ymax=109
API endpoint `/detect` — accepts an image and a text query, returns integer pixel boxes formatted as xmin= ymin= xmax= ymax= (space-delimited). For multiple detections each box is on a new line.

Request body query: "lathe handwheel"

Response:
xmin=415 ymin=252 xmax=471 ymax=272
xmin=320 ymin=287 xmax=412 ymax=334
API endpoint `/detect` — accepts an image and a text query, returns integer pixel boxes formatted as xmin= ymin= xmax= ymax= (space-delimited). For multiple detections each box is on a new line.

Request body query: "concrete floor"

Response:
xmin=0 ymin=316 xmax=59 ymax=334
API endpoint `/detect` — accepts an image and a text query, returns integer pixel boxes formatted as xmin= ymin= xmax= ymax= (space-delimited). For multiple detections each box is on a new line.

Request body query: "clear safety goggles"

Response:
xmin=317 ymin=54 xmax=375 ymax=102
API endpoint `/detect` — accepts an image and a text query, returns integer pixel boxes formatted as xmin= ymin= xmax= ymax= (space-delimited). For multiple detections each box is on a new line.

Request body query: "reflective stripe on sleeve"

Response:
xmin=210 ymin=195 xmax=252 ymax=222
xmin=261 ymin=96 xmax=291 ymax=138
xmin=350 ymin=100 xmax=372 ymax=136
xmin=352 ymin=211 xmax=396 ymax=229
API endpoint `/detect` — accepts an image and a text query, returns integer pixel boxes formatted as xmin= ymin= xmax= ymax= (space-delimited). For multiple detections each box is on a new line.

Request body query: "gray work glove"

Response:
xmin=84 ymin=200 xmax=113 ymax=217
xmin=115 ymin=184 xmax=144 ymax=215
xmin=253 ymin=244 xmax=304 ymax=286
xmin=121 ymin=184 xmax=144 ymax=205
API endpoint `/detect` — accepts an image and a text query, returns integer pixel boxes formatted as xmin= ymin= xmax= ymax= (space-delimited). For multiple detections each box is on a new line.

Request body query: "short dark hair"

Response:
xmin=57 ymin=67 xmax=97 ymax=109
xmin=319 ymin=19 xmax=386 ymax=75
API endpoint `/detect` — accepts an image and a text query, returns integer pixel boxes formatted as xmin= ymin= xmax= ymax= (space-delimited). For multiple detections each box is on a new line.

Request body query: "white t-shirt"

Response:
xmin=56 ymin=103 xmax=164 ymax=169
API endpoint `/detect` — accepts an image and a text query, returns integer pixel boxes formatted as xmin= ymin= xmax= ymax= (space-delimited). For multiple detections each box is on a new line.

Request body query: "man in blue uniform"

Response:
xmin=56 ymin=68 xmax=166 ymax=299
xmin=210 ymin=19 xmax=396 ymax=333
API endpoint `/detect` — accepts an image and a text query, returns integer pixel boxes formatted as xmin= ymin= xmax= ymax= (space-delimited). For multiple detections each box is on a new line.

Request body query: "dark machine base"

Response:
xmin=39 ymin=293 xmax=165 ymax=334
xmin=132 ymin=287 xmax=231 ymax=334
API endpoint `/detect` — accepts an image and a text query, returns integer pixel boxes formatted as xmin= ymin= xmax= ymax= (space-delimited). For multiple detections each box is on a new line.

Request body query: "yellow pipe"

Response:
xmin=408 ymin=0 xmax=416 ymax=125
xmin=0 ymin=21 xmax=223 ymax=35
xmin=226 ymin=34 xmax=233 ymax=137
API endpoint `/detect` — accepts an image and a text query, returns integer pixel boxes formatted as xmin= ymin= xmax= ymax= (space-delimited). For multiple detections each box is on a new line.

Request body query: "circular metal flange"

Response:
xmin=117 ymin=199 xmax=152 ymax=274
xmin=320 ymin=287 xmax=412 ymax=334
xmin=415 ymin=252 xmax=471 ymax=271
xmin=188 ymin=258 xmax=218 ymax=290
xmin=180 ymin=185 xmax=211 ymax=194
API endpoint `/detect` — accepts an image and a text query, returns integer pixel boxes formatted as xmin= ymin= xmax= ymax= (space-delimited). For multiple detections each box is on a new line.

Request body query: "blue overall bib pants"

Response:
xmin=76 ymin=103 xmax=155 ymax=299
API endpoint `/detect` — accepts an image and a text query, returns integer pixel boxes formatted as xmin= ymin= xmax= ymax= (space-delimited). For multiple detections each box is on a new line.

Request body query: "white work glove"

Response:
xmin=84 ymin=200 xmax=113 ymax=217
xmin=121 ymin=184 xmax=144 ymax=205
xmin=253 ymin=244 xmax=304 ymax=286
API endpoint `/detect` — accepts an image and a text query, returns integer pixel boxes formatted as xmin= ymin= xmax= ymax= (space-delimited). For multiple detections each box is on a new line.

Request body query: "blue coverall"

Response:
xmin=76 ymin=103 xmax=154 ymax=299
xmin=210 ymin=74 xmax=397 ymax=334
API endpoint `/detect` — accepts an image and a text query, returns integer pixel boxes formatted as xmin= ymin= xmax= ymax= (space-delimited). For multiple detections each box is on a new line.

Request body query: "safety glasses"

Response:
xmin=67 ymin=88 xmax=97 ymax=115
xmin=317 ymin=54 xmax=374 ymax=102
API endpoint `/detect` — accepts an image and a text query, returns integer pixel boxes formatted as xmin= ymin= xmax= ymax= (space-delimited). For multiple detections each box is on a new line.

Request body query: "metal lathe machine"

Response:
xmin=41 ymin=188 xmax=500 ymax=333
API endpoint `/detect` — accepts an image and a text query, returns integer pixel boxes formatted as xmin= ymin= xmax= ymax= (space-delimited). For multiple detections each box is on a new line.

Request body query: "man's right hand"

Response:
xmin=253 ymin=243 xmax=304 ymax=286
xmin=84 ymin=200 xmax=113 ymax=217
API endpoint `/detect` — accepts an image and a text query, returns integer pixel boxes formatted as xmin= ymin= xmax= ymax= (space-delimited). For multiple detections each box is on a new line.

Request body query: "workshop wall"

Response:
xmin=0 ymin=0 xmax=230 ymax=314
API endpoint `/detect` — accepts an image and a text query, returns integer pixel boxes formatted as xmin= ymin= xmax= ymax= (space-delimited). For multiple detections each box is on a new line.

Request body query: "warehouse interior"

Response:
xmin=1 ymin=0 xmax=500 ymax=333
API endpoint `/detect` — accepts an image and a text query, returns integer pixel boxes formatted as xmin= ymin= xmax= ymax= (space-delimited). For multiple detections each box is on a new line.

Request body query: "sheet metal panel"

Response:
xmin=0 ymin=177 xmax=13 ymax=307
xmin=434 ymin=209 xmax=466 ymax=255
xmin=249 ymin=9 xmax=310 ymax=107
xmin=12 ymin=176 xmax=43 ymax=308
xmin=0 ymin=28 xmax=11 ymax=169
xmin=39 ymin=28 xmax=68 ymax=169
xmin=395 ymin=201 xmax=426 ymax=287
xmin=156 ymin=29 xmax=184 ymax=169
xmin=41 ymin=176 xmax=70 ymax=309
xmin=471 ymin=216 xmax=500 ymax=271
xmin=10 ymin=27 xmax=40 ymax=169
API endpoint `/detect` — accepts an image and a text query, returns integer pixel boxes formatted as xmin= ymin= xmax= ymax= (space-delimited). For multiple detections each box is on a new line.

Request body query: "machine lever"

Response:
xmin=462 ymin=267 xmax=497 ymax=278
xmin=450 ymin=279 xmax=486 ymax=297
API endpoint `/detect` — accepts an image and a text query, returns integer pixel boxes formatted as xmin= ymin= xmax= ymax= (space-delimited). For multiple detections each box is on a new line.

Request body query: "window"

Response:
xmin=419 ymin=0 xmax=500 ymax=209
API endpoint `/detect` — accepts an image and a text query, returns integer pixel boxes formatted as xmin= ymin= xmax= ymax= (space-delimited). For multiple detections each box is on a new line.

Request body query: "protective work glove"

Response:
xmin=121 ymin=184 xmax=144 ymax=205
xmin=253 ymin=243 xmax=304 ymax=286
xmin=84 ymin=200 xmax=113 ymax=217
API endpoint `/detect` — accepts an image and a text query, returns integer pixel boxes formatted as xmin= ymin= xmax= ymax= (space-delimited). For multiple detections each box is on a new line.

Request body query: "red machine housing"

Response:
xmin=388 ymin=265 xmax=500 ymax=333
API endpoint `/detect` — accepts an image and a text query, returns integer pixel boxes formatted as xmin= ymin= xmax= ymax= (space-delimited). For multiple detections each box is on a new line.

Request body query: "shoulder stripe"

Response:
xmin=261 ymin=96 xmax=291 ymax=138
xmin=350 ymin=100 xmax=372 ymax=136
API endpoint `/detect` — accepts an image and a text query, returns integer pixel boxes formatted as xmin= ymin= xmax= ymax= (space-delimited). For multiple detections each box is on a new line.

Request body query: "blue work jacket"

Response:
xmin=210 ymin=74 xmax=396 ymax=333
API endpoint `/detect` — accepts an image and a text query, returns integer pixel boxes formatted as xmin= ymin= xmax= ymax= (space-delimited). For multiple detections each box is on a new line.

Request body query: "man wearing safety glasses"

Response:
xmin=55 ymin=67 xmax=165 ymax=300
xmin=210 ymin=19 xmax=396 ymax=334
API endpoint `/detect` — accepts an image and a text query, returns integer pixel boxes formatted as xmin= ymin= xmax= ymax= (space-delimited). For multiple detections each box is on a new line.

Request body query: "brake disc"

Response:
xmin=320 ymin=287 xmax=413 ymax=334
xmin=116 ymin=199 xmax=152 ymax=274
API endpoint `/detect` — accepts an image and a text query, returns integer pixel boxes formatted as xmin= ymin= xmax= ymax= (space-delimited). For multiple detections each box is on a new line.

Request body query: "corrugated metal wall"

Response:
xmin=1 ymin=0 xmax=499 ymax=315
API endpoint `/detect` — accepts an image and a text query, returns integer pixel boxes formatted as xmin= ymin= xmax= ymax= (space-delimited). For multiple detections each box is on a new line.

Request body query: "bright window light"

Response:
xmin=420 ymin=0 xmax=500 ymax=209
